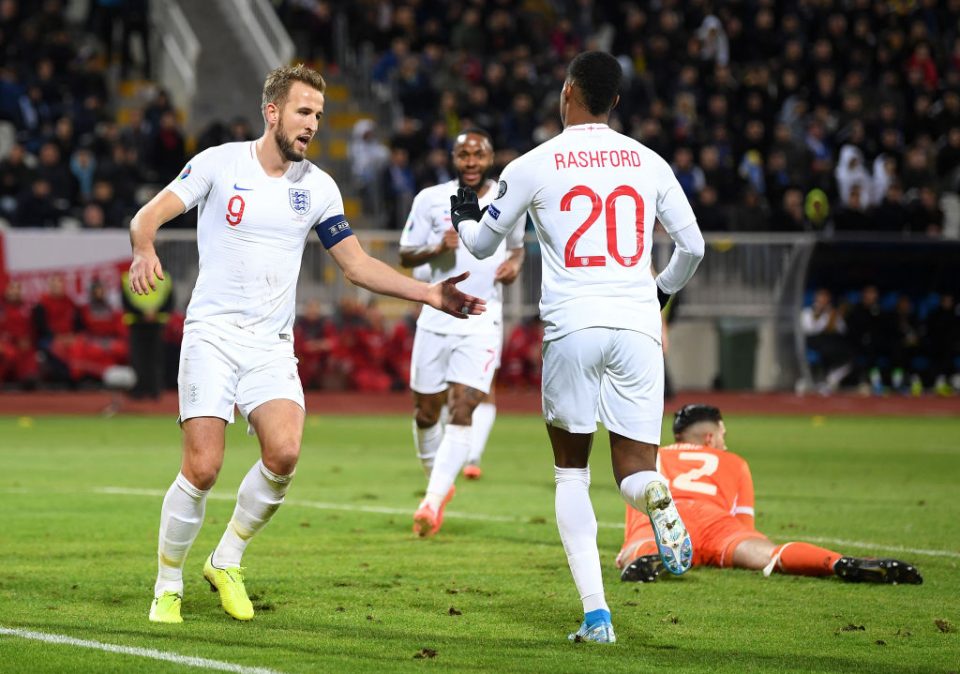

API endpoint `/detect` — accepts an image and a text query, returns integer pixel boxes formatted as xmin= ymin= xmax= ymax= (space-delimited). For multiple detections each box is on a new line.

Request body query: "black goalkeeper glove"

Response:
xmin=449 ymin=186 xmax=482 ymax=232
xmin=657 ymin=286 xmax=672 ymax=310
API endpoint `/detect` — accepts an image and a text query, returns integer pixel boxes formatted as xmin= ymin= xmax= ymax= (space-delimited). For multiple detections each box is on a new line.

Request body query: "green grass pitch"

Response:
xmin=0 ymin=413 xmax=957 ymax=673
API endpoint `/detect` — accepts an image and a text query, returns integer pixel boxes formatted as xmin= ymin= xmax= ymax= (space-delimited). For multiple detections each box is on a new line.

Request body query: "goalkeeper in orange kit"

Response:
xmin=617 ymin=404 xmax=922 ymax=585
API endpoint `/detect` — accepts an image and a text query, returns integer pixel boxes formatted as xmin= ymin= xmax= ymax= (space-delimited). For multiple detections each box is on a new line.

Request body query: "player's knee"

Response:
xmin=448 ymin=402 xmax=474 ymax=426
xmin=263 ymin=442 xmax=300 ymax=476
xmin=181 ymin=463 xmax=220 ymax=491
xmin=414 ymin=407 xmax=441 ymax=428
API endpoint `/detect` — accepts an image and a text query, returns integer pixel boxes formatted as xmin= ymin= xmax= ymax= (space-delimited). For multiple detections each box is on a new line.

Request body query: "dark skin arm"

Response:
xmin=399 ymin=229 xmax=459 ymax=268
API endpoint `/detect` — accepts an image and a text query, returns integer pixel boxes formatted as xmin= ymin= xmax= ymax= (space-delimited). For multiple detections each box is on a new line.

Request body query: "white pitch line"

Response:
xmin=0 ymin=626 xmax=284 ymax=674
xmin=802 ymin=536 xmax=960 ymax=560
xmin=94 ymin=487 xmax=960 ymax=559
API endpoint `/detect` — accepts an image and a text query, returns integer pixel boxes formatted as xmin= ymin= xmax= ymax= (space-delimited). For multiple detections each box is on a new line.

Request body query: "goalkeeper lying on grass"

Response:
xmin=617 ymin=404 xmax=922 ymax=585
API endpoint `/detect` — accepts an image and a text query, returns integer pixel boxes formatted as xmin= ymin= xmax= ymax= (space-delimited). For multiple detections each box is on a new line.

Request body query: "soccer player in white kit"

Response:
xmin=128 ymin=64 xmax=485 ymax=624
xmin=398 ymin=129 xmax=525 ymax=537
xmin=453 ymin=52 xmax=705 ymax=643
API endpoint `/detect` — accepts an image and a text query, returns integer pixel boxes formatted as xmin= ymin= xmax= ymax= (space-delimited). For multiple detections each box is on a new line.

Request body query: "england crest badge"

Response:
xmin=289 ymin=188 xmax=311 ymax=215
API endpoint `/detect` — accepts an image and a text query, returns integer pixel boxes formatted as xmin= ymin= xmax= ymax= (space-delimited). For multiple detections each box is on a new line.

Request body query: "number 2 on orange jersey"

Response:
xmin=671 ymin=451 xmax=720 ymax=496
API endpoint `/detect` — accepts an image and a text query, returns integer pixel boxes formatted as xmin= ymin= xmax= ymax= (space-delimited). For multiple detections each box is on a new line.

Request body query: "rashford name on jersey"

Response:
xmin=553 ymin=149 xmax=644 ymax=170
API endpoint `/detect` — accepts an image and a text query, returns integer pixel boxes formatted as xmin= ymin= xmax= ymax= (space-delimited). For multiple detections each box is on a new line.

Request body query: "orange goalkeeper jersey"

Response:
xmin=624 ymin=443 xmax=757 ymax=545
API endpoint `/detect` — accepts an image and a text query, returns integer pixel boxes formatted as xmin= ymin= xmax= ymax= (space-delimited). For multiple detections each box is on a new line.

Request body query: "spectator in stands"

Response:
xmin=349 ymin=119 xmax=389 ymax=203
xmin=801 ymin=288 xmax=852 ymax=394
xmin=32 ymin=274 xmax=81 ymax=384
xmin=36 ymin=142 xmax=75 ymax=206
xmin=845 ymin=285 xmax=889 ymax=394
xmin=0 ymin=280 xmax=39 ymax=388
xmin=294 ymin=298 xmax=334 ymax=390
xmin=835 ymin=145 xmax=873 ymax=209
xmin=908 ymin=186 xmax=944 ymax=236
xmin=890 ymin=295 xmax=922 ymax=394
xmin=0 ymin=144 xmax=33 ymax=217
xmin=80 ymin=202 xmax=106 ymax=229
xmin=833 ymin=184 xmax=872 ymax=232
xmin=16 ymin=179 xmax=60 ymax=227
xmin=381 ymin=146 xmax=416 ymax=230
xmin=150 ymin=110 xmax=185 ymax=179
xmin=71 ymin=278 xmax=128 ymax=383
xmin=776 ymin=187 xmax=812 ymax=232
xmin=695 ymin=185 xmax=728 ymax=232
xmin=871 ymin=183 xmax=909 ymax=233
xmin=69 ymin=147 xmax=97 ymax=202
xmin=672 ymin=147 xmax=704 ymax=201
xmin=924 ymin=293 xmax=959 ymax=396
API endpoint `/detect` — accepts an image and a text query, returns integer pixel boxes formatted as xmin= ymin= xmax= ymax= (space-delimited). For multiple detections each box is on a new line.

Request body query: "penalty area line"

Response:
xmin=93 ymin=486 xmax=960 ymax=559
xmin=0 ymin=626 xmax=284 ymax=674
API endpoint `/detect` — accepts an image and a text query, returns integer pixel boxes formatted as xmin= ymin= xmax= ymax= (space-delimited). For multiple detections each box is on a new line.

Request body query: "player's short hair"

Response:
xmin=454 ymin=127 xmax=493 ymax=148
xmin=261 ymin=64 xmax=326 ymax=116
xmin=567 ymin=51 xmax=622 ymax=116
xmin=672 ymin=404 xmax=723 ymax=437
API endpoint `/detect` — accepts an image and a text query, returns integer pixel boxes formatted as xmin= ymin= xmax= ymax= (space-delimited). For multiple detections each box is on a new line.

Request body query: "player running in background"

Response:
xmin=399 ymin=128 xmax=525 ymax=536
xmin=617 ymin=404 xmax=923 ymax=585
xmin=454 ymin=51 xmax=705 ymax=643
xmin=129 ymin=64 xmax=485 ymax=624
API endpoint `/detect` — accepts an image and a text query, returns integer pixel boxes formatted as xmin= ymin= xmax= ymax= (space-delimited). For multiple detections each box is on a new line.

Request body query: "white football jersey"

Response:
xmin=480 ymin=123 xmax=697 ymax=342
xmin=166 ymin=141 xmax=350 ymax=347
xmin=400 ymin=179 xmax=524 ymax=335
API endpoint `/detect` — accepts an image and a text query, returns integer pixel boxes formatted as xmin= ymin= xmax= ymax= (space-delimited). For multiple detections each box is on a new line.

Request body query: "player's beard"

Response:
xmin=275 ymin=118 xmax=306 ymax=163
xmin=458 ymin=166 xmax=490 ymax=190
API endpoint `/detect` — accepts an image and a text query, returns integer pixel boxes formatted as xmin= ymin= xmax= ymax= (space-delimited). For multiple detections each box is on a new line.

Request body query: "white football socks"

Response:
xmin=155 ymin=473 xmax=209 ymax=595
xmin=555 ymin=466 xmax=608 ymax=615
xmin=423 ymin=424 xmax=471 ymax=510
xmin=413 ymin=418 xmax=444 ymax=477
xmin=212 ymin=460 xmax=294 ymax=569
xmin=467 ymin=402 xmax=496 ymax=465
xmin=619 ymin=470 xmax=667 ymax=511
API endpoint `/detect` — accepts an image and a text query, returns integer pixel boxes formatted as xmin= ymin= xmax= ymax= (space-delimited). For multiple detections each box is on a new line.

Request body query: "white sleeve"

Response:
xmin=313 ymin=176 xmax=346 ymax=227
xmin=653 ymin=155 xmax=704 ymax=294
xmin=505 ymin=214 xmax=526 ymax=250
xmin=460 ymin=157 xmax=535 ymax=257
xmin=399 ymin=191 xmax=432 ymax=251
xmin=164 ymin=148 xmax=218 ymax=210
xmin=655 ymin=220 xmax=705 ymax=295
xmin=458 ymin=219 xmax=507 ymax=259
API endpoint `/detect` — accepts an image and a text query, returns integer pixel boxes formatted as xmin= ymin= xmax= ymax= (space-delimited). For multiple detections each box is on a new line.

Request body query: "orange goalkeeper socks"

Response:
xmin=763 ymin=542 xmax=843 ymax=577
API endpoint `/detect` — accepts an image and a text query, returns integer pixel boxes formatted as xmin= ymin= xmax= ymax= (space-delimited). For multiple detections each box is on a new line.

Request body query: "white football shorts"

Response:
xmin=541 ymin=327 xmax=664 ymax=443
xmin=410 ymin=327 xmax=501 ymax=395
xmin=178 ymin=329 xmax=304 ymax=424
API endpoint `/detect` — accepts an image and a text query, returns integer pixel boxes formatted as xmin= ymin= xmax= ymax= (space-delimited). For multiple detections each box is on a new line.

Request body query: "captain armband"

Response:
xmin=314 ymin=214 xmax=354 ymax=249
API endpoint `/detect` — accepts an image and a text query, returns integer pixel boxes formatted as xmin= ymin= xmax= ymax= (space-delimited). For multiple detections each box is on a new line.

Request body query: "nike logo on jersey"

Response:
xmin=233 ymin=184 xmax=254 ymax=191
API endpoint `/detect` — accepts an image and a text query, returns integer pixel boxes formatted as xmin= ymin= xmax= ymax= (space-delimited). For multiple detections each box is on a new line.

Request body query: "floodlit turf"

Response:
xmin=0 ymin=413 xmax=957 ymax=673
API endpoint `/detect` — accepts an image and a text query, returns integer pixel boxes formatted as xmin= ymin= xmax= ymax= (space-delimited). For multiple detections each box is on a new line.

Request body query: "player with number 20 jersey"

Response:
xmin=454 ymin=52 xmax=705 ymax=644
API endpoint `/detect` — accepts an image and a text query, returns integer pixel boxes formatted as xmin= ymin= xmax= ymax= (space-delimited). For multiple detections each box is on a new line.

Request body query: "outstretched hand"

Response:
xmin=428 ymin=271 xmax=486 ymax=319
xmin=449 ymin=186 xmax=481 ymax=232
xmin=129 ymin=250 xmax=165 ymax=295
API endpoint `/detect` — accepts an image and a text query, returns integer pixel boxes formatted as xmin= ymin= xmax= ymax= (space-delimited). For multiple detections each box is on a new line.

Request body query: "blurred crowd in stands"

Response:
xmin=0 ymin=276 xmax=545 ymax=392
xmin=802 ymin=286 xmax=959 ymax=396
xmin=336 ymin=0 xmax=959 ymax=234
xmin=0 ymin=0 xmax=256 ymax=230
xmin=2 ymin=0 xmax=958 ymax=394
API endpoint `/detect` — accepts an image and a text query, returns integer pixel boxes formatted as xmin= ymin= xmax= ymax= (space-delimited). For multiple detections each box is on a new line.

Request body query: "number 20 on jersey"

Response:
xmin=562 ymin=185 xmax=644 ymax=268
